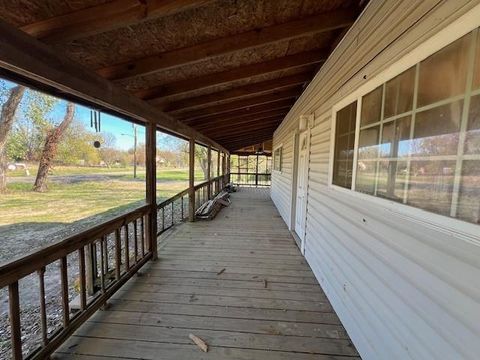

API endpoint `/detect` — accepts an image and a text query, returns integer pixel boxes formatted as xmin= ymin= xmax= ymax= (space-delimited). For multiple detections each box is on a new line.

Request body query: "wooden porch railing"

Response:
xmin=231 ymin=172 xmax=271 ymax=187
xmin=0 ymin=205 xmax=152 ymax=360
xmin=194 ymin=174 xmax=229 ymax=211
xmin=1 ymin=174 xmax=229 ymax=360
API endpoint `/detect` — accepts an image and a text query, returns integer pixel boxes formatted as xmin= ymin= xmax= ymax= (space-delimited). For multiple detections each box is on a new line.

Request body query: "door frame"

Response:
xmin=290 ymin=115 xmax=313 ymax=255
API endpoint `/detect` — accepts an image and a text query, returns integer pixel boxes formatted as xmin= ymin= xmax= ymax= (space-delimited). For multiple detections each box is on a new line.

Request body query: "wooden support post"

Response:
xmin=9 ymin=281 xmax=22 ymax=360
xmin=217 ymin=150 xmax=221 ymax=177
xmin=146 ymin=122 xmax=157 ymax=260
xmin=188 ymin=138 xmax=195 ymax=222
xmin=207 ymin=145 xmax=212 ymax=199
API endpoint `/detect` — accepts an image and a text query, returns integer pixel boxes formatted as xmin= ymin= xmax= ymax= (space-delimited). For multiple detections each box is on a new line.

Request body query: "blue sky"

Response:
xmin=2 ymin=77 xmax=185 ymax=152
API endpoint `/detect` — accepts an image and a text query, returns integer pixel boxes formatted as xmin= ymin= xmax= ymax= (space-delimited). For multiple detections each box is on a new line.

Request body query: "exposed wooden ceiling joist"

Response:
xmin=20 ymin=0 xmax=213 ymax=43
xmin=226 ymin=133 xmax=274 ymax=147
xmin=221 ymin=132 xmax=275 ymax=150
xmin=161 ymin=72 xmax=312 ymax=112
xmin=97 ymin=8 xmax=357 ymax=80
xmin=202 ymin=115 xmax=284 ymax=137
xmin=135 ymin=49 xmax=328 ymax=100
xmin=183 ymin=99 xmax=294 ymax=125
xmin=194 ymin=109 xmax=288 ymax=130
xmin=175 ymin=87 xmax=301 ymax=119
xmin=215 ymin=124 xmax=279 ymax=141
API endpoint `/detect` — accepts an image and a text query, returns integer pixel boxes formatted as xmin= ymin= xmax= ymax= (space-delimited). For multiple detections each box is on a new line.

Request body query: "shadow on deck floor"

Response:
xmin=56 ymin=187 xmax=360 ymax=359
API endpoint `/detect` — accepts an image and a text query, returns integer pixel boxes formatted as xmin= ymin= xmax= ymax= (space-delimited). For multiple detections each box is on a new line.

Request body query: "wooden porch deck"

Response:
xmin=56 ymin=188 xmax=360 ymax=360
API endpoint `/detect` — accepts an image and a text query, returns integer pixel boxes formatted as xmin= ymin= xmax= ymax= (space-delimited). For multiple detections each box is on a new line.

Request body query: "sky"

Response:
xmin=1 ymin=77 xmax=186 ymax=152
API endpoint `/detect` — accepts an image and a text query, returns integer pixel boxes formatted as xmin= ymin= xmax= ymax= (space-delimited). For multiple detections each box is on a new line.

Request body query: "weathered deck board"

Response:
xmin=55 ymin=187 xmax=360 ymax=359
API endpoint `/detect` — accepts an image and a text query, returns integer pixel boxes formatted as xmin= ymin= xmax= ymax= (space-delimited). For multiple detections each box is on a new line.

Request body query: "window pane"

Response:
xmin=457 ymin=160 xmax=480 ymax=224
xmin=474 ymin=30 xmax=480 ymax=90
xmin=412 ymin=101 xmax=463 ymax=156
xmin=358 ymin=125 xmax=380 ymax=159
xmin=384 ymin=67 xmax=415 ymax=118
xmin=380 ymin=116 xmax=411 ymax=158
xmin=355 ymin=160 xmax=376 ymax=194
xmin=377 ymin=160 xmax=408 ymax=201
xmin=333 ymin=102 xmax=357 ymax=188
xmin=417 ymin=33 xmax=470 ymax=107
xmin=361 ymin=86 xmax=382 ymax=126
xmin=465 ymin=94 xmax=480 ymax=154
xmin=407 ymin=160 xmax=456 ymax=216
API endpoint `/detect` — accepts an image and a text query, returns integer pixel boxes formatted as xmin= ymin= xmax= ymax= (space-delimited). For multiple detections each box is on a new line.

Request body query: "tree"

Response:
xmin=33 ymin=102 xmax=75 ymax=192
xmin=0 ymin=85 xmax=26 ymax=192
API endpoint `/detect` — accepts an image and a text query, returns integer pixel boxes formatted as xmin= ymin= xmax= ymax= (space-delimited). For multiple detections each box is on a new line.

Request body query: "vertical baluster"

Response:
xmin=9 ymin=281 xmax=22 ymax=360
xmin=134 ymin=219 xmax=138 ymax=263
xmin=140 ymin=216 xmax=145 ymax=256
xmin=103 ymin=235 xmax=109 ymax=276
xmin=162 ymin=206 xmax=165 ymax=231
xmin=60 ymin=256 xmax=69 ymax=327
xmin=115 ymin=228 xmax=121 ymax=280
xmin=37 ymin=267 xmax=48 ymax=346
xmin=78 ymin=247 xmax=87 ymax=310
xmin=124 ymin=224 xmax=130 ymax=271
xmin=181 ymin=196 xmax=184 ymax=220
xmin=100 ymin=237 xmax=106 ymax=293
xmin=171 ymin=201 xmax=174 ymax=226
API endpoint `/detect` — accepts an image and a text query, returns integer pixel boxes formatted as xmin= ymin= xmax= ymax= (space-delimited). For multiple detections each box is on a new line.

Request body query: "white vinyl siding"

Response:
xmin=271 ymin=1 xmax=480 ymax=359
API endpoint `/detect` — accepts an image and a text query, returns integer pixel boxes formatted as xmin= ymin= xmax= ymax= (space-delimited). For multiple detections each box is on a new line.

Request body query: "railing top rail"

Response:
xmin=193 ymin=174 xmax=226 ymax=191
xmin=0 ymin=204 xmax=150 ymax=288
xmin=156 ymin=188 xmax=190 ymax=209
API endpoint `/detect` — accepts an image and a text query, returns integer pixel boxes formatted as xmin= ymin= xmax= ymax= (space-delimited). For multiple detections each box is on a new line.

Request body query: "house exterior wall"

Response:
xmin=271 ymin=1 xmax=480 ymax=359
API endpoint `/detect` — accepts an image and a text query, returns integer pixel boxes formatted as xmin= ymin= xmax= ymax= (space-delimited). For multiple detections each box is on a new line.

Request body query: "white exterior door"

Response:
xmin=294 ymin=131 xmax=309 ymax=252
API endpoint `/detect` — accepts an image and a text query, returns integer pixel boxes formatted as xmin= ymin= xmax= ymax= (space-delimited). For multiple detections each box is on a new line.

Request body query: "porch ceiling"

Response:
xmin=0 ymin=0 xmax=364 ymax=152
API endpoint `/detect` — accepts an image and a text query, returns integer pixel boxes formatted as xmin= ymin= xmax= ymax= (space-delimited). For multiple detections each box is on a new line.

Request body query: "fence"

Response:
xmin=230 ymin=172 xmax=271 ymax=187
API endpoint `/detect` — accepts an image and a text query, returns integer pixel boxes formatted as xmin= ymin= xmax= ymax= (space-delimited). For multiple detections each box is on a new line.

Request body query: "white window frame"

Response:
xmin=328 ymin=6 xmax=480 ymax=238
xmin=273 ymin=144 xmax=283 ymax=173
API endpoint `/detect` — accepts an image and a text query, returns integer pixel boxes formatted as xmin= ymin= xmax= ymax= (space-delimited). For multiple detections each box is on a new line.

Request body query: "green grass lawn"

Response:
xmin=1 ymin=166 xmax=206 ymax=225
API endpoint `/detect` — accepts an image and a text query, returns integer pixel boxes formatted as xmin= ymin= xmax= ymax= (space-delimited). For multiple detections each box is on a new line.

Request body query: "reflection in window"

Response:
xmin=361 ymin=86 xmax=382 ymax=126
xmin=356 ymin=160 xmax=377 ymax=194
xmin=417 ymin=33 xmax=470 ymax=107
xmin=413 ymin=101 xmax=462 ymax=156
xmin=384 ymin=67 xmax=415 ymax=118
xmin=333 ymin=102 xmax=357 ymax=188
xmin=376 ymin=160 xmax=408 ymax=201
xmin=465 ymin=94 xmax=480 ymax=154
xmin=333 ymin=26 xmax=480 ymax=225
xmin=274 ymin=147 xmax=282 ymax=171
xmin=407 ymin=161 xmax=456 ymax=216
xmin=380 ymin=116 xmax=411 ymax=158
xmin=358 ymin=126 xmax=380 ymax=159
xmin=457 ymin=161 xmax=480 ymax=223
xmin=474 ymin=32 xmax=480 ymax=90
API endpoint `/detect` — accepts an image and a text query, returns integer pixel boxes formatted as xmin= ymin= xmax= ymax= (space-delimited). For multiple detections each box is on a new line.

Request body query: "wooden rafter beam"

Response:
xmin=0 ymin=18 xmax=227 ymax=154
xmin=20 ymin=0 xmax=213 ymax=43
xmin=183 ymin=99 xmax=294 ymax=125
xmin=135 ymin=49 xmax=328 ymax=100
xmin=201 ymin=115 xmax=284 ymax=137
xmin=194 ymin=109 xmax=288 ymax=131
xmin=214 ymin=124 xmax=279 ymax=141
xmin=97 ymin=8 xmax=357 ymax=80
xmin=221 ymin=132 xmax=275 ymax=150
xmin=161 ymin=72 xmax=312 ymax=112
xmin=174 ymin=87 xmax=301 ymax=119
xmin=225 ymin=133 xmax=274 ymax=148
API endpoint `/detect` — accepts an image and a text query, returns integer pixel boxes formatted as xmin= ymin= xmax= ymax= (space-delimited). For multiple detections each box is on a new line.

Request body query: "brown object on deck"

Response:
xmin=217 ymin=268 xmax=226 ymax=276
xmin=189 ymin=333 xmax=209 ymax=352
